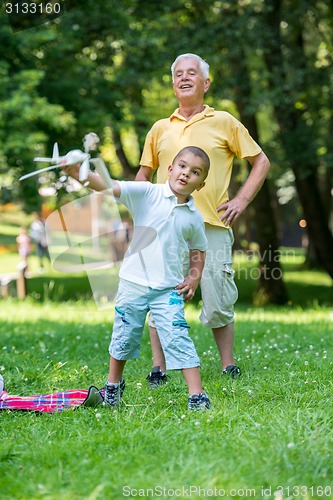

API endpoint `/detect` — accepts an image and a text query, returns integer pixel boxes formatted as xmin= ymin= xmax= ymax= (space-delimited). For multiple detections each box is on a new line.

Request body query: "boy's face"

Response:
xmin=168 ymin=151 xmax=207 ymax=201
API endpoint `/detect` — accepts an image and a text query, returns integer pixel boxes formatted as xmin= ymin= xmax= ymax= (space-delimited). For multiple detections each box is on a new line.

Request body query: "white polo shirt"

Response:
xmin=116 ymin=181 xmax=207 ymax=289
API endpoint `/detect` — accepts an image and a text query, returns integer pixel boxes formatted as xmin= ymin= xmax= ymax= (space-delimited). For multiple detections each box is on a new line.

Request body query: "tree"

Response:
xmin=130 ymin=0 xmax=289 ymax=304
xmin=211 ymin=1 xmax=288 ymax=304
xmin=0 ymin=19 xmax=75 ymax=211
xmin=261 ymin=0 xmax=333 ymax=278
xmin=1 ymin=0 xmax=332 ymax=290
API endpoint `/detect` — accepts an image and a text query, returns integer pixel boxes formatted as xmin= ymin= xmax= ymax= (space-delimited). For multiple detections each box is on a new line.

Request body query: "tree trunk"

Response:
xmin=230 ymin=43 xmax=288 ymax=304
xmin=251 ymin=180 xmax=289 ymax=305
xmin=293 ymin=167 xmax=333 ymax=276
xmin=262 ymin=0 xmax=333 ymax=279
xmin=109 ymin=123 xmax=137 ymax=179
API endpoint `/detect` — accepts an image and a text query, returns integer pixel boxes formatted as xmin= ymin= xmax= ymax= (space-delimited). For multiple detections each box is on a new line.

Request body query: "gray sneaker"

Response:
xmin=146 ymin=366 xmax=168 ymax=389
xmin=188 ymin=392 xmax=210 ymax=410
xmin=104 ymin=379 xmax=125 ymax=407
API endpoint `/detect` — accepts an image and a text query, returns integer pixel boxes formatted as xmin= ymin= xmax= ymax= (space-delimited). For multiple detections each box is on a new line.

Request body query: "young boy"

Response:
xmin=66 ymin=146 xmax=211 ymax=410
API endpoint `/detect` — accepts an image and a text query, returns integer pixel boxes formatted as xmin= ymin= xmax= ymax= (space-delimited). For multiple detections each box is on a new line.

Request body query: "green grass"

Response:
xmin=1 ymin=209 xmax=333 ymax=498
xmin=0 ymin=301 xmax=332 ymax=499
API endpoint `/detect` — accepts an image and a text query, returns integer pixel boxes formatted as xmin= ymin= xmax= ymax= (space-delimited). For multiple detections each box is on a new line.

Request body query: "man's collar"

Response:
xmin=163 ymin=181 xmax=196 ymax=210
xmin=170 ymin=104 xmax=215 ymax=121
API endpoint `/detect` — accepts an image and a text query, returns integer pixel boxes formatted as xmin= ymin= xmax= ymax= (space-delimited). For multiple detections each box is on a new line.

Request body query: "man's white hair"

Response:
xmin=171 ymin=53 xmax=210 ymax=82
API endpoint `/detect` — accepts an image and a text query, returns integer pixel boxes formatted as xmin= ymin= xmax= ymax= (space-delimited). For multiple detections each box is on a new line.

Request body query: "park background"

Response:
xmin=0 ymin=1 xmax=333 ymax=499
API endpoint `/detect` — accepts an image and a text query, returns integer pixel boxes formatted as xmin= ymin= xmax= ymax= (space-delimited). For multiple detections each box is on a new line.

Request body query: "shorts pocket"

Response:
xmin=222 ymin=264 xmax=238 ymax=308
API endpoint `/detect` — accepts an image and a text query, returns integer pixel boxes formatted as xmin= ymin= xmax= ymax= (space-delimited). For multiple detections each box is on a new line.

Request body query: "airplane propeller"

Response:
xmin=79 ymin=132 xmax=100 ymax=185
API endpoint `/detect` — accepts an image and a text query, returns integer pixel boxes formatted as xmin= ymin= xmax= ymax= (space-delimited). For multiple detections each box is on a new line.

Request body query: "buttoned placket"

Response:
xmin=166 ymin=200 xmax=190 ymax=220
xmin=171 ymin=105 xmax=214 ymax=126
xmin=168 ymin=203 xmax=190 ymax=218
xmin=163 ymin=182 xmax=194 ymax=216
xmin=172 ymin=108 xmax=212 ymax=139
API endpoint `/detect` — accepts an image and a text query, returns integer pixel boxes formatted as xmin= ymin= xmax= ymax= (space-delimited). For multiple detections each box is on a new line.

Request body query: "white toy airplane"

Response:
xmin=19 ymin=132 xmax=100 ymax=186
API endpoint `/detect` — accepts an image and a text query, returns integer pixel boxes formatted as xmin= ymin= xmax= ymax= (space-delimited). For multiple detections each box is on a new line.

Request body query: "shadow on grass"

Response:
xmin=21 ymin=270 xmax=332 ymax=312
xmin=26 ymin=274 xmax=93 ymax=302
xmin=2 ymin=253 xmax=332 ymax=309
xmin=234 ymin=272 xmax=333 ymax=308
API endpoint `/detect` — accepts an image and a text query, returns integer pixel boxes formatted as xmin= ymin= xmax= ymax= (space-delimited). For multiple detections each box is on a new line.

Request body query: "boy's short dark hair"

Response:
xmin=173 ymin=146 xmax=210 ymax=177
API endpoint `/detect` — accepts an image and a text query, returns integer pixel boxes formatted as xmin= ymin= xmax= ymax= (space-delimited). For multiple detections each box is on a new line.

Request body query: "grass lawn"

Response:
xmin=1 ymin=208 xmax=333 ymax=499
xmin=1 ymin=299 xmax=333 ymax=499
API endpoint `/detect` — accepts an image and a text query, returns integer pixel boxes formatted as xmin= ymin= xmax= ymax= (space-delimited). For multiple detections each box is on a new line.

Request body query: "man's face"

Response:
xmin=168 ymin=151 xmax=206 ymax=200
xmin=173 ymin=57 xmax=210 ymax=103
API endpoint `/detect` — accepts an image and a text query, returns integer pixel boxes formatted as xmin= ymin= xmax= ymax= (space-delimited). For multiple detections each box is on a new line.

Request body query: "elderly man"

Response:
xmin=135 ymin=53 xmax=270 ymax=385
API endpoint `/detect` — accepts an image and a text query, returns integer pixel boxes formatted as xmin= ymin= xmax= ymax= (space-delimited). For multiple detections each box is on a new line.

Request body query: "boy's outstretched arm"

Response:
xmin=174 ymin=250 xmax=206 ymax=302
xmin=62 ymin=164 xmax=120 ymax=196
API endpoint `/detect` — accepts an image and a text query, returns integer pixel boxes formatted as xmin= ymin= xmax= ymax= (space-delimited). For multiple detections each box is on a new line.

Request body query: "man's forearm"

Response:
xmin=135 ymin=166 xmax=153 ymax=182
xmin=238 ymin=151 xmax=270 ymax=205
xmin=217 ymin=151 xmax=270 ymax=226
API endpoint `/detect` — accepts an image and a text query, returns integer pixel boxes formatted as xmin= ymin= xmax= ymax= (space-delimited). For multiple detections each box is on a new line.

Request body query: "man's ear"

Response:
xmin=204 ymin=78 xmax=211 ymax=94
xmin=167 ymin=164 xmax=173 ymax=176
xmin=196 ymin=181 xmax=206 ymax=191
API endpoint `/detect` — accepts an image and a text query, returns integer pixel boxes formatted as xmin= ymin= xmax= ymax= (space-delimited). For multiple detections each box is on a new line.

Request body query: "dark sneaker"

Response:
xmin=188 ymin=392 xmax=210 ymax=410
xmin=146 ymin=366 xmax=168 ymax=389
xmin=104 ymin=379 xmax=125 ymax=407
xmin=222 ymin=365 xmax=241 ymax=378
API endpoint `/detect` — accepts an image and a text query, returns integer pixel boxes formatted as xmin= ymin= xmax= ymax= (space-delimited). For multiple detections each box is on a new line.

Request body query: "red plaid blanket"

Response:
xmin=0 ymin=386 xmax=104 ymax=413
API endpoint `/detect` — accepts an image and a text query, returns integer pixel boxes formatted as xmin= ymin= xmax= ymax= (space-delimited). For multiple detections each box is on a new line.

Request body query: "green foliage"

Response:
xmin=0 ymin=0 xmax=333 ymax=278
xmin=0 ymin=27 xmax=76 ymax=211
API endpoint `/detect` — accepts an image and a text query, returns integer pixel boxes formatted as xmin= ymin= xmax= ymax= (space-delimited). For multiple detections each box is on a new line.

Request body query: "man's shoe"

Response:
xmin=188 ymin=392 xmax=210 ymax=410
xmin=104 ymin=379 xmax=125 ymax=407
xmin=146 ymin=366 xmax=168 ymax=388
xmin=222 ymin=365 xmax=241 ymax=378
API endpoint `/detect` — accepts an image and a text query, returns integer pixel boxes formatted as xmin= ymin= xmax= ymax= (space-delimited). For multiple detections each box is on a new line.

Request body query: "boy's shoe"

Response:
xmin=188 ymin=392 xmax=210 ymax=410
xmin=104 ymin=379 xmax=125 ymax=408
xmin=222 ymin=365 xmax=241 ymax=378
xmin=146 ymin=366 xmax=168 ymax=388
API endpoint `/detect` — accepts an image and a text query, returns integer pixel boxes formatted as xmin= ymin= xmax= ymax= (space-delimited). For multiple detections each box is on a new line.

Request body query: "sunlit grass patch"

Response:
xmin=1 ymin=301 xmax=332 ymax=498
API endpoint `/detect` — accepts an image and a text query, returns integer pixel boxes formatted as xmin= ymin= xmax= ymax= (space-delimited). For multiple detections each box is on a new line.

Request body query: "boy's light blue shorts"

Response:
xmin=109 ymin=279 xmax=200 ymax=370
xmin=148 ymin=226 xmax=238 ymax=330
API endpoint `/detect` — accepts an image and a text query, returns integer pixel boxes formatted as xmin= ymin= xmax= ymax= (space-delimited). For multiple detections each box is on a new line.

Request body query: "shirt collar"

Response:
xmin=163 ymin=181 xmax=196 ymax=211
xmin=170 ymin=104 xmax=215 ymax=121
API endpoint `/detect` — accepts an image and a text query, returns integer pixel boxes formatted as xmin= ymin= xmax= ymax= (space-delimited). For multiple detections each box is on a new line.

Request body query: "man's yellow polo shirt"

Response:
xmin=140 ymin=105 xmax=262 ymax=228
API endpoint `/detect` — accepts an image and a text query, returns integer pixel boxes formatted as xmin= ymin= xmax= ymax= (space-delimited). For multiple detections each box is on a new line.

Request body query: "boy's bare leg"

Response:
xmin=212 ymin=323 xmax=235 ymax=369
xmin=182 ymin=367 xmax=204 ymax=395
xmin=108 ymin=357 xmax=126 ymax=383
xmin=149 ymin=326 xmax=166 ymax=372
xmin=104 ymin=357 xmax=126 ymax=407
